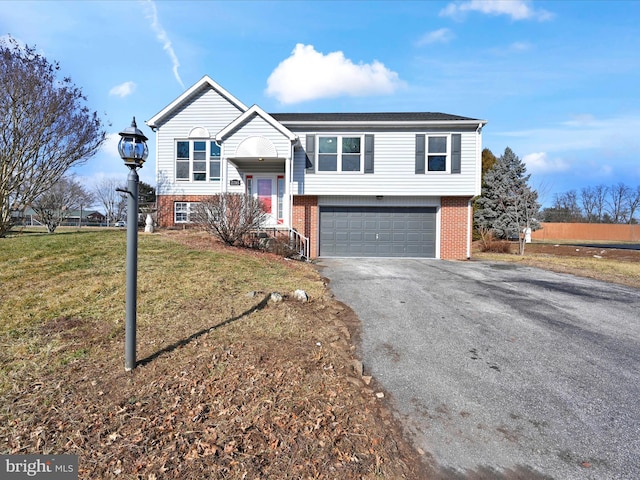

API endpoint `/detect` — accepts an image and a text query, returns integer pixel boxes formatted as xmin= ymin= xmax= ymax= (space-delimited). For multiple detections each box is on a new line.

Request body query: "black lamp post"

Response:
xmin=118 ymin=117 xmax=149 ymax=371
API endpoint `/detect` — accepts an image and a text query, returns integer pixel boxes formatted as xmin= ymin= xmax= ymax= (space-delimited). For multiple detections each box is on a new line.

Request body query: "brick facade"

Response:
xmin=157 ymin=195 xmax=212 ymax=228
xmin=159 ymin=193 xmax=472 ymax=260
xmin=440 ymin=196 xmax=472 ymax=260
xmin=292 ymin=196 xmax=319 ymax=259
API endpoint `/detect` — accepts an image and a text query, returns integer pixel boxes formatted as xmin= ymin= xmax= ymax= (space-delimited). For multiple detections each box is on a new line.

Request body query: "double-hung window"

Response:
xmin=317 ymin=135 xmax=363 ymax=173
xmin=174 ymin=201 xmax=198 ymax=223
xmin=176 ymin=141 xmax=190 ymax=180
xmin=427 ymin=136 xmax=448 ymax=172
xmin=209 ymin=142 xmax=221 ymax=181
xmin=192 ymin=141 xmax=207 ymax=180
xmin=416 ymin=133 xmax=461 ymax=175
xmin=175 ymin=140 xmax=222 ymax=182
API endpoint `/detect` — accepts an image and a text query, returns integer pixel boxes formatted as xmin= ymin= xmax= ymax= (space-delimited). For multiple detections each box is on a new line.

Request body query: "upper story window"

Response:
xmin=192 ymin=141 xmax=206 ymax=180
xmin=210 ymin=142 xmax=221 ymax=181
xmin=427 ymin=136 xmax=448 ymax=172
xmin=176 ymin=140 xmax=222 ymax=182
xmin=416 ymin=134 xmax=459 ymax=174
xmin=317 ymin=135 xmax=363 ymax=173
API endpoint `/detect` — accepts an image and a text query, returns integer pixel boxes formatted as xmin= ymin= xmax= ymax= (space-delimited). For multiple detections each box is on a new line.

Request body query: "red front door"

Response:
xmin=257 ymin=179 xmax=272 ymax=213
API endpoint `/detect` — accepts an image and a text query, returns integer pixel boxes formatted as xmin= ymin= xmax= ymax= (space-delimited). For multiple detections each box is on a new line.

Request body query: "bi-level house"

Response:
xmin=146 ymin=76 xmax=486 ymax=260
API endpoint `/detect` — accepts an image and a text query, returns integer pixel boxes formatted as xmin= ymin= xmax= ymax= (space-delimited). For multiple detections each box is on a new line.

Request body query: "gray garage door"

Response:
xmin=319 ymin=206 xmax=437 ymax=257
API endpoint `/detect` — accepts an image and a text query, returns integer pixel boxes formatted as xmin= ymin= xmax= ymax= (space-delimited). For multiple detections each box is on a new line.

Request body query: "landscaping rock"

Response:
xmin=293 ymin=289 xmax=309 ymax=302
xmin=269 ymin=292 xmax=283 ymax=303
xmin=352 ymin=359 xmax=364 ymax=376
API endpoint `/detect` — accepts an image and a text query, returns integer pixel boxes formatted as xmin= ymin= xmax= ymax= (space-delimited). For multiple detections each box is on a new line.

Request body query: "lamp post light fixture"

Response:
xmin=118 ymin=117 xmax=149 ymax=371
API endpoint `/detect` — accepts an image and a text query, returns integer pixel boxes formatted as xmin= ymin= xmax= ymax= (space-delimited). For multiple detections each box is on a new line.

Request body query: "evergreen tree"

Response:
xmin=472 ymin=148 xmax=499 ymax=240
xmin=481 ymin=148 xmax=497 ymax=178
xmin=475 ymin=147 xmax=541 ymax=251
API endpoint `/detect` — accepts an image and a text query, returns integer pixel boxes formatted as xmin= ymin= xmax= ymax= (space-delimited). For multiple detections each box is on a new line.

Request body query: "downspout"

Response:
xmin=467 ymin=198 xmax=473 ymax=259
xmin=469 ymin=121 xmax=484 ymax=259
xmin=288 ymin=141 xmax=295 ymax=236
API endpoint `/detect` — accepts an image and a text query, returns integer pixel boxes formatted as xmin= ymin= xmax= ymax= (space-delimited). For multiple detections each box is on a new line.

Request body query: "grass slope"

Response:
xmin=0 ymin=230 xmax=426 ymax=479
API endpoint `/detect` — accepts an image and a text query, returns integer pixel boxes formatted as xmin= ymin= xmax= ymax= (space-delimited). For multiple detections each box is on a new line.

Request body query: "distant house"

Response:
xmin=147 ymin=75 xmax=487 ymax=259
xmin=13 ymin=208 xmax=105 ymax=226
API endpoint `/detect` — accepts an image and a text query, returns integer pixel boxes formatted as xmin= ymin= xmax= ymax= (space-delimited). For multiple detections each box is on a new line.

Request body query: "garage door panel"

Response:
xmin=320 ymin=206 xmax=437 ymax=258
xmin=335 ymin=232 xmax=349 ymax=241
xmin=364 ymin=220 xmax=377 ymax=229
xmin=393 ymin=232 xmax=406 ymax=242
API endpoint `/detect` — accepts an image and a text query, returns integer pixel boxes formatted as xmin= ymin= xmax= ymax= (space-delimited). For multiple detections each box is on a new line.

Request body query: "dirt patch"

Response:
xmin=523 ymin=243 xmax=640 ymax=262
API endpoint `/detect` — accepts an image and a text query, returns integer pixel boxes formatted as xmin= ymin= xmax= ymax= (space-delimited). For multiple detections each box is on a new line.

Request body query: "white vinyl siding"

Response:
xmin=294 ymin=129 xmax=480 ymax=197
xmin=155 ymin=86 xmax=244 ymax=196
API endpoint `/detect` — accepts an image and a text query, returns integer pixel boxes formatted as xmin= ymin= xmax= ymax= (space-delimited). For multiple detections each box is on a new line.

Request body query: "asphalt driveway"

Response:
xmin=317 ymin=258 xmax=640 ymax=480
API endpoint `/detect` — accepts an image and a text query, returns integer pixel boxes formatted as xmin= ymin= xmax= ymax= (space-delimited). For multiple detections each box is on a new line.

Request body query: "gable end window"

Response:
xmin=210 ymin=142 xmax=221 ymax=180
xmin=317 ymin=135 xmax=363 ymax=173
xmin=176 ymin=141 xmax=190 ymax=180
xmin=175 ymin=140 xmax=222 ymax=182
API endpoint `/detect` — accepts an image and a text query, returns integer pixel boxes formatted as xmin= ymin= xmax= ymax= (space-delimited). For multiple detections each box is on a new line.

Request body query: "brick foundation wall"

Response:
xmin=440 ymin=196 xmax=473 ymax=260
xmin=292 ymin=196 xmax=318 ymax=258
xmin=157 ymin=195 xmax=213 ymax=228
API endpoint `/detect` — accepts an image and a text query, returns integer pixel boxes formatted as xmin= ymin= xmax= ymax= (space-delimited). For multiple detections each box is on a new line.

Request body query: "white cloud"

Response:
xmin=265 ymin=44 xmax=405 ymax=104
xmin=509 ymin=41 xmax=532 ymax=52
xmin=440 ymin=0 xmax=554 ymax=21
xmin=99 ymin=132 xmax=124 ymax=161
xmin=109 ymin=81 xmax=137 ymax=98
xmin=562 ymin=113 xmax=597 ymax=126
xmin=523 ymin=152 xmax=570 ymax=173
xmin=416 ymin=28 xmax=455 ymax=46
xmin=142 ymin=0 xmax=185 ymax=89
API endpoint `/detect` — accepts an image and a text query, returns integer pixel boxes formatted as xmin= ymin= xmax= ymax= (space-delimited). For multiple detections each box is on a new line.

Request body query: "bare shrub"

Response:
xmin=191 ymin=193 xmax=267 ymax=247
xmin=260 ymin=234 xmax=299 ymax=258
xmin=478 ymin=227 xmax=512 ymax=254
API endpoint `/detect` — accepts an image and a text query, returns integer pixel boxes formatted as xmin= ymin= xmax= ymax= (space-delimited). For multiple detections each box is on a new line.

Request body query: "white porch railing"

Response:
xmin=288 ymin=228 xmax=310 ymax=261
xmin=254 ymin=227 xmax=310 ymax=261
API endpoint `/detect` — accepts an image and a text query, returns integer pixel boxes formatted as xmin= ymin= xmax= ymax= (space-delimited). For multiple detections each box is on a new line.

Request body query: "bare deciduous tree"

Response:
xmin=0 ymin=36 xmax=106 ymax=237
xmin=626 ymin=186 xmax=640 ymax=224
xmin=191 ymin=193 xmax=267 ymax=246
xmin=580 ymin=184 xmax=609 ymax=223
xmin=31 ymin=175 xmax=94 ymax=233
xmin=93 ymin=177 xmax=126 ymax=226
xmin=580 ymin=186 xmax=598 ymax=223
xmin=606 ymin=182 xmax=630 ymax=224
xmin=592 ymin=184 xmax=609 ymax=223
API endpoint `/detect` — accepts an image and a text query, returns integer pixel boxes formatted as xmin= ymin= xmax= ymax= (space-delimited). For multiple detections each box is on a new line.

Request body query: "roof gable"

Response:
xmin=216 ymin=104 xmax=297 ymax=143
xmin=146 ymin=75 xmax=248 ymax=128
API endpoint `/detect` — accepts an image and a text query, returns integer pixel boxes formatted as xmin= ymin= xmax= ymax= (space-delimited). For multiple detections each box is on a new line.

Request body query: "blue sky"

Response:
xmin=2 ymin=0 xmax=639 ymax=207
